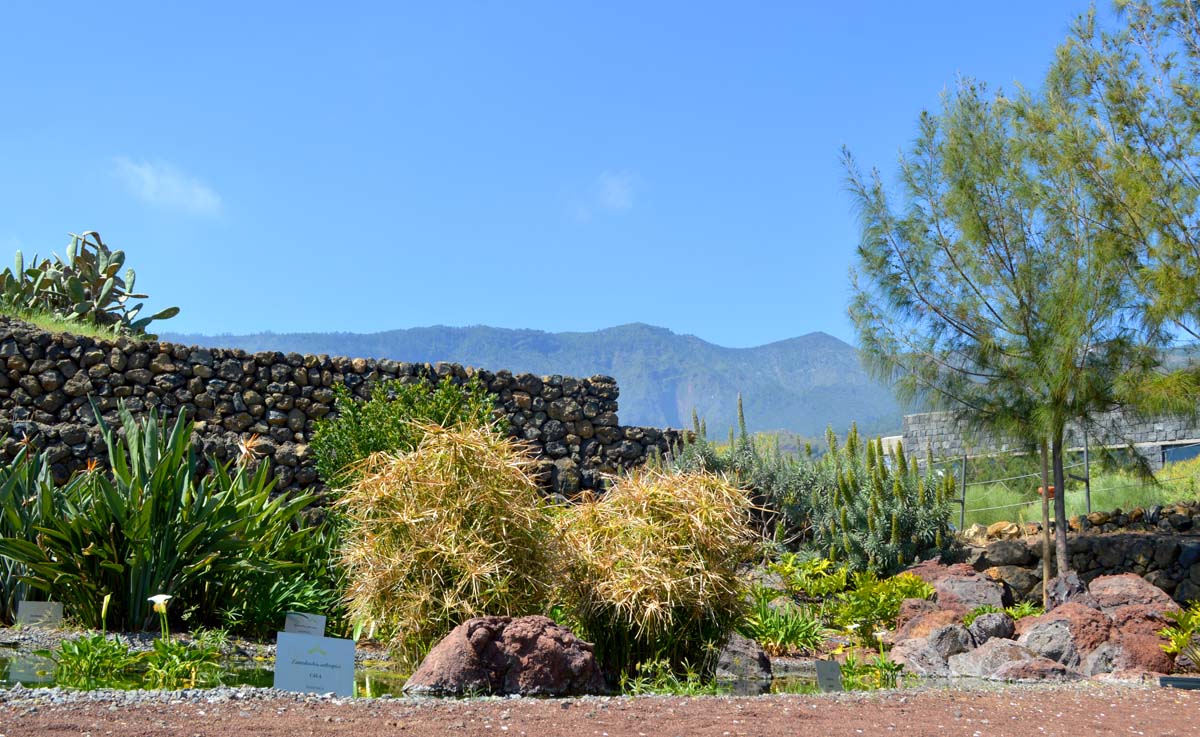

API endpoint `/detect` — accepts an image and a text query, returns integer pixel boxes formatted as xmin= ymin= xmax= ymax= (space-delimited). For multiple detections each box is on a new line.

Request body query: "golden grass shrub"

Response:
xmin=555 ymin=468 xmax=760 ymax=679
xmin=336 ymin=422 xmax=555 ymax=665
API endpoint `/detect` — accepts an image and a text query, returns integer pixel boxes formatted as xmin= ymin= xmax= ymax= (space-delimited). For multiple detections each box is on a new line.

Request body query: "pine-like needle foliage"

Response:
xmin=845 ymin=76 xmax=1162 ymax=574
xmin=336 ymin=422 xmax=556 ymax=667
xmin=555 ymin=468 xmax=760 ymax=681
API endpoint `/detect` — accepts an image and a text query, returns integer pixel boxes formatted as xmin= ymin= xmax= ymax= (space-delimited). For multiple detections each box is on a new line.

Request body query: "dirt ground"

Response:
xmin=2 ymin=683 xmax=1198 ymax=737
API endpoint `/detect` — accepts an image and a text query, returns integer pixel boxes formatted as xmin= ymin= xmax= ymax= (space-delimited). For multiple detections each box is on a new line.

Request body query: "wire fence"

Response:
xmin=940 ymin=438 xmax=1200 ymax=527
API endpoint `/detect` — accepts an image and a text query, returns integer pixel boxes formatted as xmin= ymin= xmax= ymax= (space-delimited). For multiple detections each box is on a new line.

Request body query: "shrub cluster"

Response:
xmin=335 ymin=423 xmax=556 ymax=666
xmin=310 ymin=375 xmax=501 ymax=489
xmin=555 ymin=468 xmax=760 ymax=678
xmin=0 ymin=405 xmax=333 ymax=632
xmin=671 ymin=406 xmax=953 ymax=575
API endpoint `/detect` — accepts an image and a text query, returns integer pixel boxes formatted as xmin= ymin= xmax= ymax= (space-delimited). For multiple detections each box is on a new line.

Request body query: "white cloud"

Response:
xmin=113 ymin=157 xmax=222 ymax=216
xmin=571 ymin=170 xmax=638 ymax=221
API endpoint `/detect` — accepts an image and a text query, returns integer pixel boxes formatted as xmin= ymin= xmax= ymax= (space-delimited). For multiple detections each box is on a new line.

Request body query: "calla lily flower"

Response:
xmin=148 ymin=594 xmax=172 ymax=610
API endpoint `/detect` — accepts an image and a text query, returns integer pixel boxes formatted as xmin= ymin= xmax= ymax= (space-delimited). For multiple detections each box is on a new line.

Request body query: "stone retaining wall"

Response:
xmin=0 ymin=317 xmax=683 ymax=495
xmin=963 ymin=503 xmax=1200 ymax=604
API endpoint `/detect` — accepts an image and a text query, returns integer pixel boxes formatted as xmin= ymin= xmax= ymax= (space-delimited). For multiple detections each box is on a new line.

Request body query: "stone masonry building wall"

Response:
xmin=0 ymin=317 xmax=682 ymax=495
xmin=903 ymin=409 xmax=1200 ymax=469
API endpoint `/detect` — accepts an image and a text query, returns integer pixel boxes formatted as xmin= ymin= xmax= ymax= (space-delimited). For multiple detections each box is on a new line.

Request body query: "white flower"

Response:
xmin=148 ymin=594 xmax=172 ymax=606
xmin=845 ymin=623 xmax=860 ymax=630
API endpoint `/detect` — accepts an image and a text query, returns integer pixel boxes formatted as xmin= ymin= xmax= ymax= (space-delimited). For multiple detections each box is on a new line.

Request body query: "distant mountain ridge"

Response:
xmin=162 ymin=323 xmax=902 ymax=437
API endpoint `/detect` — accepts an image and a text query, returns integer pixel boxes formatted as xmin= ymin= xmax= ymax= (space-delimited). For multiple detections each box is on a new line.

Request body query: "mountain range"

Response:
xmin=161 ymin=323 xmax=903 ymax=438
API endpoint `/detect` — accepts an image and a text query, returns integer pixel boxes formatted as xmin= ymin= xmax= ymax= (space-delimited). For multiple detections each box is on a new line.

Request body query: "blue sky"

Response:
xmin=0 ymin=1 xmax=1097 ymax=347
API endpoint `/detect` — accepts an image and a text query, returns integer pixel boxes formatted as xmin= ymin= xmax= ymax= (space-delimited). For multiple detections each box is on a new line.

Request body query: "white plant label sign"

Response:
xmin=15 ymin=601 xmax=63 ymax=628
xmin=815 ymin=659 xmax=843 ymax=692
xmin=273 ymin=632 xmax=354 ymax=697
xmin=284 ymin=611 xmax=327 ymax=637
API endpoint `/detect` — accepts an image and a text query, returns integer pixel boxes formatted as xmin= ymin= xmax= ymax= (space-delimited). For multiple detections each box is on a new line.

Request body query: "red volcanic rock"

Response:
xmin=404 ymin=615 xmax=608 ymax=697
xmin=1088 ymin=574 xmax=1180 ymax=613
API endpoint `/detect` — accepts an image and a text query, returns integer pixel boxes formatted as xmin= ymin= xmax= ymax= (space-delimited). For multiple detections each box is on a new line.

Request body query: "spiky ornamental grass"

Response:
xmin=335 ymin=422 xmax=556 ymax=667
xmin=555 ymin=468 xmax=761 ymax=680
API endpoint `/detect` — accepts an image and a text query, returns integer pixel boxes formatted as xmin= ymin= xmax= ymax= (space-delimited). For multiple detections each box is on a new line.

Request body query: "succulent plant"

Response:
xmin=0 ymin=231 xmax=179 ymax=337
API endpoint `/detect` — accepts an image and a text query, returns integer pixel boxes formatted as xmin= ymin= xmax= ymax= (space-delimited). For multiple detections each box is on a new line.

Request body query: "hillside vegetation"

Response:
xmin=163 ymin=323 xmax=902 ymax=437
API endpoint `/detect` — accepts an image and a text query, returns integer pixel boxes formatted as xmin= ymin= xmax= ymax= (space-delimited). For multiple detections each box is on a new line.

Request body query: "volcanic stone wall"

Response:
xmin=963 ymin=502 xmax=1200 ymax=604
xmin=0 ymin=317 xmax=682 ymax=495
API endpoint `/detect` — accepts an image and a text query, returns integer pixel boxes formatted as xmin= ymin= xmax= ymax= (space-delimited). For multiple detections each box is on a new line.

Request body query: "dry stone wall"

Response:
xmin=962 ymin=502 xmax=1200 ymax=604
xmin=0 ymin=317 xmax=682 ymax=495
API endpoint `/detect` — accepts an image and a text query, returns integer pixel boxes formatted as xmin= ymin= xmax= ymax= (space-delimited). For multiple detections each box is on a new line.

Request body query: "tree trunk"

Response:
xmin=1040 ymin=438 xmax=1053 ymax=607
xmin=1052 ymin=430 xmax=1070 ymax=577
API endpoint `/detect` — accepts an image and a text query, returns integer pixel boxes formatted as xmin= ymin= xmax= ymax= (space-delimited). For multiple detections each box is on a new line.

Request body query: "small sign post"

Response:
xmin=15 ymin=601 xmax=63 ymax=628
xmin=273 ymin=632 xmax=355 ymax=697
xmin=815 ymin=659 xmax=844 ymax=692
xmin=284 ymin=612 xmax=327 ymax=637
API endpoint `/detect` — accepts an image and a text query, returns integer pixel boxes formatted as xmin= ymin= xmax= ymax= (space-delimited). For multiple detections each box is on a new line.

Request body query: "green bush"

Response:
xmin=336 ymin=420 xmax=555 ymax=667
xmin=311 ymin=375 xmax=501 ymax=488
xmin=0 ymin=231 xmax=178 ymax=338
xmin=738 ymin=587 xmax=828 ymax=656
xmin=831 ymin=571 xmax=935 ymax=640
xmin=555 ymin=468 xmax=760 ymax=681
xmin=0 ymin=405 xmax=319 ymax=631
xmin=804 ymin=427 xmax=953 ymax=574
xmin=672 ymin=406 xmax=953 ymax=574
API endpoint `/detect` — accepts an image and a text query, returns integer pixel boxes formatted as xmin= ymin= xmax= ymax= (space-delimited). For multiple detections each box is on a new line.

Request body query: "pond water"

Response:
xmin=0 ymin=653 xmax=865 ymax=698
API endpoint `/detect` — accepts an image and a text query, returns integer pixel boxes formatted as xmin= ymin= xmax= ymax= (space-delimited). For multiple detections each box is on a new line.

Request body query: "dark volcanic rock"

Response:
xmin=715 ymin=633 xmax=771 ymax=681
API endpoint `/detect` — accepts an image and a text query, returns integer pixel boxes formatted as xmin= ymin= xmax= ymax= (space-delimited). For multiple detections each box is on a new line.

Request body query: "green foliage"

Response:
xmin=831 ymin=572 xmax=934 ymax=639
xmin=0 ymin=404 xmax=319 ymax=631
xmin=139 ymin=636 xmax=223 ymax=689
xmin=556 ymin=468 xmax=760 ymax=681
xmin=768 ymin=553 xmax=851 ymax=600
xmin=672 ymin=407 xmax=951 ymax=575
xmin=846 ymin=69 xmax=1168 ymax=577
xmin=311 ymin=375 xmax=501 ymax=488
xmin=1004 ymin=601 xmax=1043 ymax=621
xmin=806 ymin=427 xmax=953 ymax=574
xmin=0 ymin=232 xmax=178 ymax=338
xmin=336 ymin=420 xmax=555 ymax=667
xmin=963 ymin=605 xmax=1002 ymax=627
xmin=0 ymin=447 xmax=59 ymax=624
xmin=36 ymin=631 xmax=224 ymax=691
xmin=670 ymin=401 xmax=821 ymax=546
xmin=36 ymin=634 xmax=136 ymax=689
xmin=841 ymin=652 xmax=905 ymax=690
xmin=619 ymin=658 xmax=722 ymax=696
xmin=1159 ymin=600 xmax=1200 ymax=671
xmin=738 ymin=587 xmax=828 ymax=656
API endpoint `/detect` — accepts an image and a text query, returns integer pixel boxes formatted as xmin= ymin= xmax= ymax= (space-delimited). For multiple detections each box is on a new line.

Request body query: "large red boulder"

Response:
xmin=1088 ymin=574 xmax=1180 ymax=613
xmin=403 ymin=616 xmax=608 ymax=696
xmin=895 ymin=598 xmax=938 ymax=631
xmin=895 ymin=609 xmax=966 ymax=643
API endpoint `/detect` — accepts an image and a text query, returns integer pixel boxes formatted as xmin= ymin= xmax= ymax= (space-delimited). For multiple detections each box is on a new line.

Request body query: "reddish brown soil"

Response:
xmin=2 ymin=684 xmax=1198 ymax=737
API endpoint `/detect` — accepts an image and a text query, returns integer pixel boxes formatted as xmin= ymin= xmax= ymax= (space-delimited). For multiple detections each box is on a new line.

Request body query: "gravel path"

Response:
xmin=1 ymin=681 xmax=1197 ymax=737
